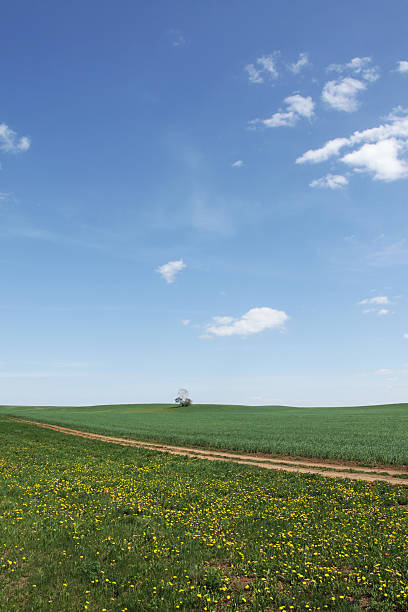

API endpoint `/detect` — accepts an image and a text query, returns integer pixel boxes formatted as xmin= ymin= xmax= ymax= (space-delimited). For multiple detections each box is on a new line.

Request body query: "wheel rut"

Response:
xmin=9 ymin=417 xmax=408 ymax=486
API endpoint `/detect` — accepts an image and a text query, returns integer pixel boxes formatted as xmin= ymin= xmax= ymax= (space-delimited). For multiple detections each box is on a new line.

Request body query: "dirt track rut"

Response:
xmin=10 ymin=418 xmax=408 ymax=486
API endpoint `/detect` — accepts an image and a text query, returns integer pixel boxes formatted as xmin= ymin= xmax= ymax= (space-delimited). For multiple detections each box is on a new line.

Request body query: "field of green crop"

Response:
xmin=1 ymin=417 xmax=408 ymax=611
xmin=1 ymin=402 xmax=408 ymax=466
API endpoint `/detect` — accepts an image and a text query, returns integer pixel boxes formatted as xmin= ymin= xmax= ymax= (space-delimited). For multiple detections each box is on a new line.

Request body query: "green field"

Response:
xmin=1 ymin=417 xmax=408 ymax=612
xmin=1 ymin=402 xmax=408 ymax=466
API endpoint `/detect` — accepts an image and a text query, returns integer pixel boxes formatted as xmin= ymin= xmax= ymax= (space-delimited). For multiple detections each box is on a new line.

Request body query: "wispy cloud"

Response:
xmin=167 ymin=29 xmax=186 ymax=47
xmin=245 ymin=64 xmax=264 ymax=84
xmin=231 ymin=160 xmax=244 ymax=168
xmin=296 ymin=107 xmax=408 ymax=182
xmin=322 ymin=57 xmax=379 ymax=113
xmin=0 ymin=371 xmax=67 ymax=379
xmin=156 ymin=259 xmax=186 ymax=283
xmin=251 ymin=94 xmax=314 ymax=128
xmin=5 ymin=227 xmax=63 ymax=243
xmin=204 ymin=307 xmax=289 ymax=337
xmin=359 ymin=295 xmax=391 ymax=316
xmin=53 ymin=361 xmax=90 ymax=368
xmin=0 ymin=123 xmax=30 ymax=153
xmin=289 ymin=52 xmax=310 ymax=74
xmin=373 ymin=368 xmax=393 ymax=376
xmin=359 ymin=296 xmax=390 ymax=305
xmin=361 ymin=308 xmax=390 ymax=316
xmin=245 ymin=53 xmax=279 ymax=83
xmin=327 ymin=56 xmax=380 ymax=82
xmin=309 ymin=174 xmax=348 ymax=189
xmin=191 ymin=195 xmax=232 ymax=234
xmin=246 ymin=51 xmax=313 ymax=82
xmin=359 ymin=364 xmax=408 ymax=377
xmin=369 ymin=240 xmax=408 ymax=267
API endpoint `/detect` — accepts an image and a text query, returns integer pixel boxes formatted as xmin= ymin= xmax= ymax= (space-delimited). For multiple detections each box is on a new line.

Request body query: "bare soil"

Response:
xmin=10 ymin=418 xmax=408 ymax=486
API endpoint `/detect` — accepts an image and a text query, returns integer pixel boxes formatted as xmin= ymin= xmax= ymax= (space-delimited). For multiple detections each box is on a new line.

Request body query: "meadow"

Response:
xmin=1 ymin=417 xmax=408 ymax=611
xmin=1 ymin=402 xmax=408 ymax=466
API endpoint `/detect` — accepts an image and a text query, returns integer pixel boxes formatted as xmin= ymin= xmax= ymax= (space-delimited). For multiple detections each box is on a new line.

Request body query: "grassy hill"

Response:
xmin=1 ymin=402 xmax=408 ymax=466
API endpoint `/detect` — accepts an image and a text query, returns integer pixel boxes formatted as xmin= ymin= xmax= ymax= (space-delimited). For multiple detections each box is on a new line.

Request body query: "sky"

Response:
xmin=1 ymin=0 xmax=408 ymax=406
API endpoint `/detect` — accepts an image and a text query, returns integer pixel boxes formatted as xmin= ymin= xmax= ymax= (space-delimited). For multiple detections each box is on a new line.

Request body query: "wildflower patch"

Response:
xmin=1 ymin=418 xmax=407 ymax=611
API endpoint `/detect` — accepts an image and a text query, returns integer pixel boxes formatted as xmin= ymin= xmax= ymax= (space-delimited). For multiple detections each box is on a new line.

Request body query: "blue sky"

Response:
xmin=1 ymin=0 xmax=408 ymax=406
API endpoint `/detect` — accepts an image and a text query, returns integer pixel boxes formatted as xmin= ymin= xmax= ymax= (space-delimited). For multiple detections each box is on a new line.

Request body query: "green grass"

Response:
xmin=1 ymin=417 xmax=408 ymax=611
xmin=1 ymin=402 xmax=408 ymax=466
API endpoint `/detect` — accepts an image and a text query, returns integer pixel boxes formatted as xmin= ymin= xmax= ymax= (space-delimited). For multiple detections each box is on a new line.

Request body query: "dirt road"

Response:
xmin=10 ymin=417 xmax=408 ymax=486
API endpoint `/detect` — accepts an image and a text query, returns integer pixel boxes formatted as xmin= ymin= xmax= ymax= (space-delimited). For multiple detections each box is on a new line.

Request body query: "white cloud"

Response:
xmin=262 ymin=111 xmax=297 ymax=128
xmin=322 ymin=77 xmax=366 ymax=112
xmin=396 ymin=61 xmax=408 ymax=74
xmin=358 ymin=295 xmax=391 ymax=316
xmin=296 ymin=108 xmax=408 ymax=182
xmin=298 ymin=137 xmax=349 ymax=164
xmin=298 ymin=108 xmax=408 ymax=163
xmin=341 ymin=138 xmax=408 ymax=181
xmin=359 ymin=296 xmax=389 ymax=305
xmin=309 ymin=173 xmax=348 ymax=189
xmin=205 ymin=307 xmax=289 ymax=337
xmin=403 ymin=333 xmax=408 ymax=339
xmin=181 ymin=319 xmax=190 ymax=326
xmin=245 ymin=64 xmax=263 ymax=83
xmin=322 ymin=57 xmax=379 ymax=113
xmin=156 ymin=259 xmax=186 ymax=283
xmin=231 ymin=160 xmax=244 ymax=167
xmin=254 ymin=94 xmax=314 ymax=129
xmin=245 ymin=53 xmax=279 ymax=83
xmin=212 ymin=316 xmax=236 ymax=325
xmin=285 ymin=94 xmax=315 ymax=118
xmin=257 ymin=54 xmax=279 ymax=78
xmin=327 ymin=56 xmax=380 ymax=82
xmin=362 ymin=307 xmax=390 ymax=316
xmin=0 ymin=192 xmax=11 ymax=200
xmin=289 ymin=52 xmax=310 ymax=74
xmin=0 ymin=123 xmax=30 ymax=153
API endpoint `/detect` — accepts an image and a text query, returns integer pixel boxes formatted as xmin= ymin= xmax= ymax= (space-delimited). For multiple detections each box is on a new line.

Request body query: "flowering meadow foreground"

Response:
xmin=1 ymin=418 xmax=408 ymax=611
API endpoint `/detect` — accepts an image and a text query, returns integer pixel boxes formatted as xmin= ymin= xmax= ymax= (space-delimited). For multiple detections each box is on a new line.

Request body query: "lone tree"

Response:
xmin=174 ymin=388 xmax=192 ymax=407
